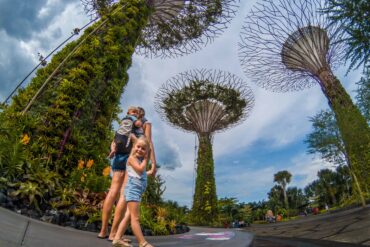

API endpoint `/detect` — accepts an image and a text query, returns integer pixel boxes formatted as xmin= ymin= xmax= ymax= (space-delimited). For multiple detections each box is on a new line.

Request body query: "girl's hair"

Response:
xmin=130 ymin=136 xmax=150 ymax=156
xmin=137 ymin=106 xmax=145 ymax=118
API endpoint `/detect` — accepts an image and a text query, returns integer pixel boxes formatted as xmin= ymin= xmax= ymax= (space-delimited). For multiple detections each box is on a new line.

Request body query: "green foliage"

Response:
xmin=68 ymin=159 xmax=111 ymax=193
xmin=191 ymin=134 xmax=218 ymax=225
xmin=273 ymin=170 xmax=292 ymax=209
xmin=3 ymin=0 xmax=151 ymax=177
xmin=305 ymin=110 xmax=347 ymax=166
xmin=163 ymin=80 xmax=247 ymax=132
xmin=142 ymin=172 xmax=165 ymax=206
xmin=355 ymin=68 xmax=370 ymax=123
xmin=322 ymin=0 xmax=369 ymax=71
xmin=304 ymin=166 xmax=354 ymax=207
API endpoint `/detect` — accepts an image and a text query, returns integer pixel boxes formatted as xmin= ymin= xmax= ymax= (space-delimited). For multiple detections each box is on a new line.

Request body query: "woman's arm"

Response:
xmin=143 ymin=123 xmax=157 ymax=175
xmin=127 ymin=155 xmax=148 ymax=175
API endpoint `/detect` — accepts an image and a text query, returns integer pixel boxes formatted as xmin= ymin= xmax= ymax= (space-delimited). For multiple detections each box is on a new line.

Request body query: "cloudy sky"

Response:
xmin=0 ymin=0 xmax=362 ymax=207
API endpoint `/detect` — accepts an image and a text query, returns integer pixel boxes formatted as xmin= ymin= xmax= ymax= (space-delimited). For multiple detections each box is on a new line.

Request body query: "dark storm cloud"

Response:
xmin=0 ymin=32 xmax=35 ymax=101
xmin=0 ymin=0 xmax=77 ymax=40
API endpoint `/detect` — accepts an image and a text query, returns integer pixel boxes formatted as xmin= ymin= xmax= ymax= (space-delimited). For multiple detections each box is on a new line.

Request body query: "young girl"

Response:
xmin=108 ymin=107 xmax=156 ymax=241
xmin=112 ymin=137 xmax=154 ymax=247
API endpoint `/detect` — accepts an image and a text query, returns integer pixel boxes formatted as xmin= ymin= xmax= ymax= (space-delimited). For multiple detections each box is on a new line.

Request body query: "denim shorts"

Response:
xmin=110 ymin=154 xmax=129 ymax=172
xmin=124 ymin=176 xmax=147 ymax=202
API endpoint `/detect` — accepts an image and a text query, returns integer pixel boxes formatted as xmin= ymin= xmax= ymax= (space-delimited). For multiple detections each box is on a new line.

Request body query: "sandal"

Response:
xmin=123 ymin=238 xmax=132 ymax=243
xmin=112 ymin=239 xmax=133 ymax=247
xmin=139 ymin=241 xmax=154 ymax=247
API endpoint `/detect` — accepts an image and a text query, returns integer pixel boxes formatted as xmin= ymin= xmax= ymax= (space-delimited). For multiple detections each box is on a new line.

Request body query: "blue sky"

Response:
xmin=0 ymin=0 xmax=362 ymax=207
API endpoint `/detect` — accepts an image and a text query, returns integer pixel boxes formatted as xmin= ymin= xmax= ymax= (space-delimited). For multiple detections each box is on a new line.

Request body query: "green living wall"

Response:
xmin=2 ymin=0 xmax=151 ymax=176
xmin=192 ymin=134 xmax=219 ymax=225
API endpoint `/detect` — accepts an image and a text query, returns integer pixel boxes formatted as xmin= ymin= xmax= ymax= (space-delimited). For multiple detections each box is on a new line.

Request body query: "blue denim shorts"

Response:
xmin=110 ymin=154 xmax=129 ymax=172
xmin=124 ymin=176 xmax=147 ymax=202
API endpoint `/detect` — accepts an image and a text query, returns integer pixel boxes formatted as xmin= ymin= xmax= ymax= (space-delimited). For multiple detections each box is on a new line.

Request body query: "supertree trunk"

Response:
xmin=192 ymin=133 xmax=219 ymax=225
xmin=318 ymin=69 xmax=370 ymax=193
xmin=5 ymin=0 xmax=151 ymax=174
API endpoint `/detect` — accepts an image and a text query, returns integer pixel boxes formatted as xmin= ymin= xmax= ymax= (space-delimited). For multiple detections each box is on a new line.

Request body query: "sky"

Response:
xmin=0 ymin=0 xmax=363 ymax=207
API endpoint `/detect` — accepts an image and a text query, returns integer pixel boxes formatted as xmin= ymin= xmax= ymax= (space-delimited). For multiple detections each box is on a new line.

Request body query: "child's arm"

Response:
xmin=130 ymin=133 xmax=138 ymax=143
xmin=127 ymin=155 xmax=148 ymax=175
xmin=134 ymin=119 xmax=142 ymax=128
xmin=108 ymin=140 xmax=116 ymax=158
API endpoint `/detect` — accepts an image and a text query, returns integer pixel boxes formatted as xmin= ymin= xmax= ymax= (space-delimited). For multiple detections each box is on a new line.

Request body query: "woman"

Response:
xmin=108 ymin=107 xmax=156 ymax=241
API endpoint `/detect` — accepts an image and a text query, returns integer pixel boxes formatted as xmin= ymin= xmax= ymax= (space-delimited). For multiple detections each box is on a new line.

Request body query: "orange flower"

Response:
xmin=86 ymin=159 xmax=94 ymax=169
xmin=77 ymin=160 xmax=84 ymax=170
xmin=102 ymin=166 xmax=111 ymax=177
xmin=21 ymin=134 xmax=30 ymax=145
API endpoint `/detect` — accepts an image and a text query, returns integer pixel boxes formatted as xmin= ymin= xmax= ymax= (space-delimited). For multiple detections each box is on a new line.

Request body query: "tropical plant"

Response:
xmin=321 ymin=0 xmax=370 ymax=71
xmin=305 ymin=110 xmax=347 ymax=166
xmin=355 ymin=68 xmax=370 ymax=123
xmin=273 ymin=170 xmax=292 ymax=209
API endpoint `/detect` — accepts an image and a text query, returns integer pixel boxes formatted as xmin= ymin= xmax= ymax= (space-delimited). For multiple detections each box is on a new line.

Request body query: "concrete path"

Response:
xmin=247 ymin=205 xmax=370 ymax=246
xmin=0 ymin=207 xmax=254 ymax=247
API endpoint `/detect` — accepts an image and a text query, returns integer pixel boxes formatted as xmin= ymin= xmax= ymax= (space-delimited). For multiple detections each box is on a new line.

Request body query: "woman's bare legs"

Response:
xmin=109 ymin=175 xmax=130 ymax=240
xmin=98 ymin=171 xmax=125 ymax=238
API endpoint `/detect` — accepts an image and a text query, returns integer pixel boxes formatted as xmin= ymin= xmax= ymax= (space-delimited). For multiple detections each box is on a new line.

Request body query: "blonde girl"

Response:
xmin=112 ymin=137 xmax=154 ymax=247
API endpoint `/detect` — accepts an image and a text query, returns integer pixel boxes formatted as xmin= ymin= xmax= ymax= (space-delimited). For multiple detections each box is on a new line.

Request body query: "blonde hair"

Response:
xmin=127 ymin=106 xmax=139 ymax=114
xmin=131 ymin=136 xmax=150 ymax=156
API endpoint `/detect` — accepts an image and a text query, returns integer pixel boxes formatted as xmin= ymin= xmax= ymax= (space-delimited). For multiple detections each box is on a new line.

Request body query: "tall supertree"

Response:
xmin=155 ymin=69 xmax=254 ymax=225
xmin=2 ymin=0 xmax=239 ymax=175
xmin=238 ymin=0 xmax=370 ymax=202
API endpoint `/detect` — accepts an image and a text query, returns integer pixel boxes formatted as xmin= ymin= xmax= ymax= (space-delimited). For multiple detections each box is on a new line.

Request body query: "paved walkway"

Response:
xmin=247 ymin=205 xmax=370 ymax=246
xmin=0 ymin=207 xmax=253 ymax=247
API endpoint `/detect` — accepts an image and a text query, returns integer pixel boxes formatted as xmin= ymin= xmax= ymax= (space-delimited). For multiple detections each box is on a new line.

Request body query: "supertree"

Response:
xmin=238 ymin=0 xmax=370 ymax=203
xmin=2 ymin=0 xmax=239 ymax=175
xmin=155 ymin=69 xmax=254 ymax=225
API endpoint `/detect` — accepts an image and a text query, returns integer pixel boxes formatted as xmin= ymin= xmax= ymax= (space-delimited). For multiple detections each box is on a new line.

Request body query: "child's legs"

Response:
xmin=128 ymin=201 xmax=146 ymax=244
xmin=99 ymin=171 xmax=125 ymax=235
xmin=113 ymin=206 xmax=131 ymax=241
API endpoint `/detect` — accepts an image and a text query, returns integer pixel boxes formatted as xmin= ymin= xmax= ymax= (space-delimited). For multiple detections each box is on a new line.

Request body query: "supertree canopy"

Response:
xmin=2 ymin=0 xmax=239 ymax=176
xmin=83 ymin=0 xmax=240 ymax=58
xmin=155 ymin=69 xmax=254 ymax=225
xmin=239 ymin=0 xmax=370 ymax=201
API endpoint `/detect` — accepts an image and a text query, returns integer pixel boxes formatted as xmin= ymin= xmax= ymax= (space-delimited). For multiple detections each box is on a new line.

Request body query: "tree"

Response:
xmin=322 ymin=0 xmax=370 ymax=71
xmin=305 ymin=110 xmax=347 ymax=166
xmin=273 ymin=170 xmax=292 ymax=209
xmin=286 ymin=187 xmax=308 ymax=211
xmin=355 ymin=69 xmax=370 ymax=123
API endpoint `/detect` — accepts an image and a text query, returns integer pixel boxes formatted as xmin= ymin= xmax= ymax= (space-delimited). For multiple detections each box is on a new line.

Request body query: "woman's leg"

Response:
xmin=98 ymin=171 xmax=125 ymax=237
xmin=109 ymin=175 xmax=129 ymax=240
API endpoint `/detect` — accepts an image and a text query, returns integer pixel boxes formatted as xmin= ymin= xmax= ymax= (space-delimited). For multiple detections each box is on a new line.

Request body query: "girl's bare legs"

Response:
xmin=128 ymin=202 xmax=146 ymax=245
xmin=98 ymin=171 xmax=125 ymax=238
xmin=113 ymin=204 xmax=131 ymax=241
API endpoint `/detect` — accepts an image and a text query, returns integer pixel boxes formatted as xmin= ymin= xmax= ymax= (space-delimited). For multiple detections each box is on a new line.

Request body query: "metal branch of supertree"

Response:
xmin=238 ymin=0 xmax=347 ymax=92
xmin=81 ymin=0 xmax=239 ymax=58
xmin=155 ymin=69 xmax=254 ymax=136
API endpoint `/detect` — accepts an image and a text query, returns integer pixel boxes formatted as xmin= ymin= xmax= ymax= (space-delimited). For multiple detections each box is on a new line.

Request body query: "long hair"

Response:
xmin=130 ymin=136 xmax=150 ymax=157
